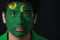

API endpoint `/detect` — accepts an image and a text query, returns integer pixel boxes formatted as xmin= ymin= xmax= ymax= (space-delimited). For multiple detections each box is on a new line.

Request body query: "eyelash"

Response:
xmin=12 ymin=13 xmax=16 ymax=16
xmin=11 ymin=12 xmax=30 ymax=16
xmin=24 ymin=12 xmax=30 ymax=16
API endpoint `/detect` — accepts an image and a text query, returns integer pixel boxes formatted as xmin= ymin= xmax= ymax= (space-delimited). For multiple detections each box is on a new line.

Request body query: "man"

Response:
xmin=0 ymin=0 xmax=48 ymax=40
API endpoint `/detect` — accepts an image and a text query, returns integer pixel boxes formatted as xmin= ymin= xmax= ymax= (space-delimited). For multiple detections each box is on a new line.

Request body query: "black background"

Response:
xmin=0 ymin=0 xmax=58 ymax=40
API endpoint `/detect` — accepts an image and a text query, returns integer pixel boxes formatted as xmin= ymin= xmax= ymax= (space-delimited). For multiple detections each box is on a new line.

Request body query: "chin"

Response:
xmin=13 ymin=33 xmax=26 ymax=37
xmin=14 ymin=34 xmax=26 ymax=37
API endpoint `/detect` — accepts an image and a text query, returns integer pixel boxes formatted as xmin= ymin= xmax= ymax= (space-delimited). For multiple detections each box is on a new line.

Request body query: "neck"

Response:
xmin=9 ymin=32 xmax=31 ymax=40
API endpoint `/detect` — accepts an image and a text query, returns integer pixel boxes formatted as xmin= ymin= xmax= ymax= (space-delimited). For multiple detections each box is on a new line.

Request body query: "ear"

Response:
xmin=34 ymin=13 xmax=37 ymax=24
xmin=2 ymin=11 xmax=6 ymax=24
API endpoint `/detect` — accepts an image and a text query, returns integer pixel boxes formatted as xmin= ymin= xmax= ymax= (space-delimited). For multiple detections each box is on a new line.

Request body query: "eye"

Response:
xmin=12 ymin=13 xmax=16 ymax=16
xmin=24 ymin=12 xmax=30 ymax=16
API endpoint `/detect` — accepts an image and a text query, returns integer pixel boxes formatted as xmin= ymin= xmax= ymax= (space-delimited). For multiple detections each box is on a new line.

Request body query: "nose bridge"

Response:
xmin=17 ymin=13 xmax=23 ymax=24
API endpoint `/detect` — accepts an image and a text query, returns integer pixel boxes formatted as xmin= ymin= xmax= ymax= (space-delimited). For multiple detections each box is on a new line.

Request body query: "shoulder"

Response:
xmin=32 ymin=30 xmax=48 ymax=40
xmin=37 ymin=35 xmax=48 ymax=40
xmin=0 ymin=31 xmax=7 ymax=40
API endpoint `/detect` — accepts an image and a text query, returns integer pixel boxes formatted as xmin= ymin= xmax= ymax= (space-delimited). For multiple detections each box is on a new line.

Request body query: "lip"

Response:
xmin=16 ymin=27 xmax=24 ymax=32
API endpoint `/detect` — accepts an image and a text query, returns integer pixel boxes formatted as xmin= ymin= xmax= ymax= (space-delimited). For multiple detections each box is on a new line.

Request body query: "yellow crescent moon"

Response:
xmin=8 ymin=2 xmax=16 ymax=9
xmin=20 ymin=4 xmax=25 ymax=12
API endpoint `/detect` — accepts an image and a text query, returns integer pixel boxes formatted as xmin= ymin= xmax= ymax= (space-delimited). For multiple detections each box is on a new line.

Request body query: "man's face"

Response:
xmin=6 ymin=2 xmax=34 ymax=37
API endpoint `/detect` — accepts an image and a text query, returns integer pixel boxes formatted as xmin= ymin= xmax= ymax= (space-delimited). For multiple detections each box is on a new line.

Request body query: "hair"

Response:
xmin=1 ymin=0 xmax=39 ymax=14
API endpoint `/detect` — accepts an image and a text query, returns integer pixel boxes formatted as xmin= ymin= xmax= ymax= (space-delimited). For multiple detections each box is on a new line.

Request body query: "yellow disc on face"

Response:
xmin=8 ymin=2 xmax=17 ymax=9
xmin=20 ymin=4 xmax=25 ymax=12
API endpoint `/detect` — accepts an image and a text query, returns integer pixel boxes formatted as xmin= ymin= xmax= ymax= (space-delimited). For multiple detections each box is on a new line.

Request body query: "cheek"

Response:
xmin=6 ymin=18 xmax=17 ymax=29
xmin=7 ymin=25 xmax=14 ymax=32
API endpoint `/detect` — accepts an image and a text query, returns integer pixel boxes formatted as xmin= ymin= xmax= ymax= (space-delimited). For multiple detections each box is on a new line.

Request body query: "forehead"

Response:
xmin=7 ymin=2 xmax=33 ymax=10
xmin=6 ymin=2 xmax=33 ymax=13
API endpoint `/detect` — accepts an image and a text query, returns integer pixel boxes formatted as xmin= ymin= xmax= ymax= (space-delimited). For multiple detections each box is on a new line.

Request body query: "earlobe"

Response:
xmin=34 ymin=13 xmax=37 ymax=24
xmin=2 ymin=11 xmax=6 ymax=24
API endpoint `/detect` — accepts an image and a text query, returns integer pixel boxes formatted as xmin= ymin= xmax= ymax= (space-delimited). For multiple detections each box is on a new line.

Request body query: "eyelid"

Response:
xmin=12 ymin=12 xmax=16 ymax=16
xmin=24 ymin=12 xmax=30 ymax=16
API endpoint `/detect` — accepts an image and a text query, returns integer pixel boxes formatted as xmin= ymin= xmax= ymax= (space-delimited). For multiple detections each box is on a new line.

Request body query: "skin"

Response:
xmin=2 ymin=1 xmax=37 ymax=38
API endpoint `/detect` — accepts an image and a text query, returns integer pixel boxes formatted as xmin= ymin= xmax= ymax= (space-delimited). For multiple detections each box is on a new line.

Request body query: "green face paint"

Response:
xmin=6 ymin=2 xmax=34 ymax=37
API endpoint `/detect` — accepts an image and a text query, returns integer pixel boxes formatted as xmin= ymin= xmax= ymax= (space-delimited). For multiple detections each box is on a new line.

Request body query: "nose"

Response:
xmin=17 ymin=23 xmax=23 ymax=26
xmin=17 ymin=14 xmax=23 ymax=25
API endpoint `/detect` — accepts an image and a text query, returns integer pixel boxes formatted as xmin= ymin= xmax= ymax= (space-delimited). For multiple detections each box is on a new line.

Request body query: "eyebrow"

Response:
xmin=10 ymin=10 xmax=18 ymax=12
xmin=13 ymin=10 xmax=18 ymax=12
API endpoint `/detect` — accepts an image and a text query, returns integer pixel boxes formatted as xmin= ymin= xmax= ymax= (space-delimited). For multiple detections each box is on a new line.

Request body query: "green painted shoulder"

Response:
xmin=38 ymin=35 xmax=48 ymax=40
xmin=32 ymin=30 xmax=48 ymax=40
xmin=0 ymin=31 xmax=7 ymax=40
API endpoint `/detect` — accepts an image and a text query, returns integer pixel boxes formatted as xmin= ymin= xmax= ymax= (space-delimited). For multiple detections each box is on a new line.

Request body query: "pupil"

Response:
xmin=13 ymin=13 xmax=15 ymax=14
xmin=12 ymin=13 xmax=16 ymax=16
xmin=26 ymin=13 xmax=29 ymax=16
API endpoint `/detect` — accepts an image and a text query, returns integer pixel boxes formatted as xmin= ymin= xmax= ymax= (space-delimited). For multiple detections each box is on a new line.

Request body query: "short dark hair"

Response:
xmin=1 ymin=0 xmax=39 ymax=13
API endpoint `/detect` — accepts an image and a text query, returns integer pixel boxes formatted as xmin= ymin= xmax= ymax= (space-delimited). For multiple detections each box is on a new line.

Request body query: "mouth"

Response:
xmin=16 ymin=27 xmax=24 ymax=32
